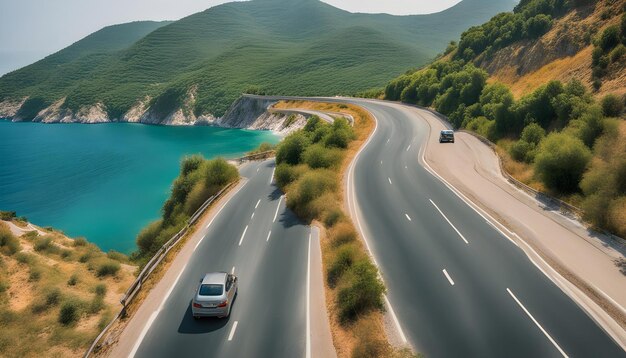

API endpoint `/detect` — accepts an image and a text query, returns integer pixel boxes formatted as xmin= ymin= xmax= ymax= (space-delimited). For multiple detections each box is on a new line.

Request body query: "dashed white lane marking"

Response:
xmin=250 ymin=212 xmax=255 ymax=220
xmin=386 ymin=138 xmax=390 ymax=144
xmin=442 ymin=269 xmax=455 ymax=286
xmin=270 ymin=168 xmax=275 ymax=185
xmin=231 ymin=266 xmax=235 ymax=274
xmin=507 ymin=288 xmax=568 ymax=357
xmin=228 ymin=321 xmax=239 ymax=341
xmin=255 ymin=199 xmax=261 ymax=209
xmin=239 ymin=225 xmax=248 ymax=246
xmin=160 ymin=264 xmax=187 ymax=311
xmin=273 ymin=196 xmax=283 ymax=223
xmin=405 ymin=165 xmax=408 ymax=169
xmin=129 ymin=311 xmax=159 ymax=358
xmin=256 ymin=167 xmax=260 ymax=172
xmin=429 ymin=199 xmax=469 ymax=245
xmin=388 ymin=177 xmax=392 ymax=185
xmin=196 ymin=182 xmax=247 ymax=251
xmin=266 ymin=230 xmax=272 ymax=242
xmin=405 ymin=214 xmax=412 ymax=221
xmin=381 ymin=160 xmax=383 ymax=165
xmin=406 ymin=144 xmax=411 ymax=151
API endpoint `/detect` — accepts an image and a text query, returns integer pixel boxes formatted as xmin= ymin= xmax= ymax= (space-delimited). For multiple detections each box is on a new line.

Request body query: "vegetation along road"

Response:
xmin=251 ymin=95 xmax=626 ymax=357
xmin=110 ymin=160 xmax=334 ymax=358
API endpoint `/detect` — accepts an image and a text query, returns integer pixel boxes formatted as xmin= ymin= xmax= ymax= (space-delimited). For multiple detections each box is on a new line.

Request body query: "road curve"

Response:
xmin=122 ymin=160 xmax=314 ymax=358
xmin=248 ymin=94 xmax=625 ymax=357
xmin=344 ymin=98 xmax=625 ymax=357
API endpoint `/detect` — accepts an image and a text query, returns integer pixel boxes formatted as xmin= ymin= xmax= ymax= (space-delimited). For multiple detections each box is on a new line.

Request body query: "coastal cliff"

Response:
xmin=0 ymin=95 xmax=306 ymax=134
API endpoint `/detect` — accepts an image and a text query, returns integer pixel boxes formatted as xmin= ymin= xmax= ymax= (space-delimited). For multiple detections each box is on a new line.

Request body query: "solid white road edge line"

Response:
xmin=346 ymin=105 xmax=408 ymax=345
xmin=228 ymin=321 xmax=239 ymax=341
xmin=129 ymin=311 xmax=159 ymax=358
xmin=266 ymin=230 xmax=272 ymax=242
xmin=159 ymin=264 xmax=187 ymax=311
xmin=507 ymin=288 xmax=569 ymax=358
xmin=255 ymin=199 xmax=261 ymax=209
xmin=273 ymin=196 xmax=283 ymax=223
xmin=251 ymin=212 xmax=255 ymax=220
xmin=405 ymin=214 xmax=412 ymax=221
xmin=239 ymin=225 xmax=248 ymax=246
xmin=306 ymin=231 xmax=312 ymax=358
xmin=442 ymin=269 xmax=455 ymax=286
xmin=413 ymin=111 xmax=626 ymax=348
xmin=429 ymin=199 xmax=469 ymax=245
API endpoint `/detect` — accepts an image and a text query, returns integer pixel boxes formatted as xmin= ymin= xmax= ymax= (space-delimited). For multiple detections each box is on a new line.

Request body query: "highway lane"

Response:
xmin=132 ymin=160 xmax=310 ymax=358
xmin=345 ymin=99 xmax=625 ymax=357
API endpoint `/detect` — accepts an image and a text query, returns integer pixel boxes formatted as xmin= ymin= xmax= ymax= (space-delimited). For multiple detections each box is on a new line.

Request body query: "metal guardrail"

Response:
xmin=85 ymin=151 xmax=278 ymax=357
xmin=84 ymin=182 xmax=234 ymax=357
xmin=458 ymin=130 xmax=584 ymax=217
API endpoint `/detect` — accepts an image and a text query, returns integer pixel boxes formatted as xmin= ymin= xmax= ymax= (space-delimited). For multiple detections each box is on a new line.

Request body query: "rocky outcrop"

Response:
xmin=0 ymin=93 xmax=304 ymax=133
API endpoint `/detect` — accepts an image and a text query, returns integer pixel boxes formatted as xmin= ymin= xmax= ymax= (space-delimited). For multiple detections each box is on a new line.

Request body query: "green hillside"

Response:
xmin=0 ymin=0 xmax=516 ymax=121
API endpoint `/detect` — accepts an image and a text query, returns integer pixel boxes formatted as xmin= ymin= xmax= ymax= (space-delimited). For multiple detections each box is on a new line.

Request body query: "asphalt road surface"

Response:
xmin=345 ymin=99 xmax=625 ymax=357
xmin=132 ymin=160 xmax=310 ymax=358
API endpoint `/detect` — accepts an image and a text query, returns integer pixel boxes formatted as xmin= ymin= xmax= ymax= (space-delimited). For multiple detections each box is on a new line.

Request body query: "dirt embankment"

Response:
xmin=0 ymin=218 xmax=136 ymax=357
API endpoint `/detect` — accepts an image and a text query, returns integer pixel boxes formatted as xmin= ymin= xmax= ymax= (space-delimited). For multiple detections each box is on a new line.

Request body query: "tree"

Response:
xmin=534 ymin=133 xmax=592 ymax=193
xmin=601 ymin=94 xmax=624 ymax=117
xmin=276 ymin=131 xmax=310 ymax=165
xmin=599 ymin=26 xmax=620 ymax=52
xmin=525 ymin=14 xmax=552 ymax=38
xmin=521 ymin=123 xmax=545 ymax=145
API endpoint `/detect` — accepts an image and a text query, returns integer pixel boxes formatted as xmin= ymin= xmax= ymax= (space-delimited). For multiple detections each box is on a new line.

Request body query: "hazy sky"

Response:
xmin=0 ymin=0 xmax=461 ymax=74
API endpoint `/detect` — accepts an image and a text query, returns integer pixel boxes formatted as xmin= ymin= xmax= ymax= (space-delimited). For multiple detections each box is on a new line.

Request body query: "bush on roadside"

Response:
xmin=276 ymin=131 xmax=311 ymax=165
xmin=96 ymin=260 xmax=121 ymax=277
xmin=286 ymin=170 xmax=337 ymax=220
xmin=0 ymin=223 xmax=21 ymax=256
xmin=73 ymin=237 xmax=88 ymax=247
xmin=58 ymin=299 xmax=82 ymax=326
xmin=107 ymin=250 xmax=128 ymax=263
xmin=67 ymin=273 xmax=79 ymax=286
xmin=323 ymin=208 xmax=344 ymax=227
xmin=330 ymin=221 xmax=358 ymax=247
xmin=94 ymin=283 xmax=107 ymax=297
xmin=337 ymin=260 xmax=386 ymax=324
xmin=352 ymin=319 xmax=392 ymax=358
xmin=327 ymin=244 xmax=356 ymax=288
xmin=534 ymin=133 xmax=592 ymax=193
xmin=136 ymin=220 xmax=163 ymax=258
xmin=303 ymin=144 xmax=343 ymax=169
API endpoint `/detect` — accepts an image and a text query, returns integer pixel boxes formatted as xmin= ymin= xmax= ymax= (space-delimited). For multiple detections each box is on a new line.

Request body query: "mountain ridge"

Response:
xmin=0 ymin=0 xmax=516 ymax=125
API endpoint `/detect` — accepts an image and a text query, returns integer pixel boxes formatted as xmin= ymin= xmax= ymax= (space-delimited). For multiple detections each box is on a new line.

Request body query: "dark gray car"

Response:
xmin=192 ymin=272 xmax=238 ymax=319
xmin=439 ymin=129 xmax=455 ymax=143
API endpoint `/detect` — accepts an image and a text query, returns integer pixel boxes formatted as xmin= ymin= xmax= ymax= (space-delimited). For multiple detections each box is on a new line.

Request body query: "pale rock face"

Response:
xmin=0 ymin=97 xmax=28 ymax=118
xmin=1 ymin=92 xmax=302 ymax=133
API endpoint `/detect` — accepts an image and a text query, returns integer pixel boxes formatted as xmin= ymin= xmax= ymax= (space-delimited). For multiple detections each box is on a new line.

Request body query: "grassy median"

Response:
xmin=269 ymin=101 xmax=416 ymax=358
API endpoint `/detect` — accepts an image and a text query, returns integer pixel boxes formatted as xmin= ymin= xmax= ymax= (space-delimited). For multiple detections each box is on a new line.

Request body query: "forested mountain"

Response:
xmin=0 ymin=0 xmax=516 ymax=123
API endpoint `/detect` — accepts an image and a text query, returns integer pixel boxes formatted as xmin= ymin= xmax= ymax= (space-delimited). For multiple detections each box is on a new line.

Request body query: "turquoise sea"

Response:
xmin=0 ymin=120 xmax=278 ymax=253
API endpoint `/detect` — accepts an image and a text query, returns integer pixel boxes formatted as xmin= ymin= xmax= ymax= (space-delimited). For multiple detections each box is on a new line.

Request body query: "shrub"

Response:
xmin=324 ymin=208 xmax=344 ymax=227
xmin=534 ymin=133 xmax=592 ymax=193
xmin=609 ymin=44 xmax=626 ymax=63
xmin=136 ymin=219 xmax=163 ymax=257
xmin=601 ymin=94 xmax=624 ymax=117
xmin=45 ymin=287 xmax=62 ymax=306
xmin=0 ymin=211 xmax=16 ymax=220
xmin=352 ymin=319 xmax=391 ymax=358
xmin=88 ymin=296 xmax=105 ymax=314
xmin=303 ymin=144 xmax=343 ymax=169
xmin=276 ymin=131 xmax=310 ymax=165
xmin=15 ymin=252 xmax=34 ymax=264
xmin=204 ymin=158 xmax=238 ymax=189
xmin=520 ymin=123 xmax=545 ymax=145
xmin=599 ymin=25 xmax=620 ymax=52
xmin=331 ymin=222 xmax=357 ymax=247
xmin=180 ymin=155 xmax=204 ymax=176
xmin=58 ymin=299 xmax=82 ymax=326
xmin=0 ymin=223 xmax=21 ymax=256
xmin=509 ymin=140 xmax=533 ymax=163
xmin=107 ymin=250 xmax=128 ymax=262
xmin=184 ymin=181 xmax=211 ymax=216
xmin=327 ymin=244 xmax=356 ymax=288
xmin=94 ymin=283 xmax=107 ymax=297
xmin=73 ymin=237 xmax=88 ymax=247
xmin=287 ymin=170 xmax=337 ymax=219
xmin=29 ymin=267 xmax=42 ymax=282
xmin=337 ymin=260 xmax=385 ymax=323
xmin=67 ymin=273 xmax=79 ymax=286
xmin=577 ymin=106 xmax=605 ymax=148
xmin=96 ymin=260 xmax=121 ymax=277
xmin=33 ymin=236 xmax=57 ymax=254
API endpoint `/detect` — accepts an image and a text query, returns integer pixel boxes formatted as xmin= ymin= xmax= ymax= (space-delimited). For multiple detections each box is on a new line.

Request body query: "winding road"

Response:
xmin=342 ymin=98 xmax=625 ymax=357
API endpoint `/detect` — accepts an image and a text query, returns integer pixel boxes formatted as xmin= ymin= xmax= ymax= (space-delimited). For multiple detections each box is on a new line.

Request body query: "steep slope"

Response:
xmin=0 ymin=0 xmax=516 ymax=124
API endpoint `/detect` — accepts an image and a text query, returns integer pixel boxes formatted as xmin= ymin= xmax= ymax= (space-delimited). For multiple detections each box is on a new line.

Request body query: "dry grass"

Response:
xmin=0 ymin=220 xmax=135 ymax=357
xmin=276 ymin=100 xmax=409 ymax=357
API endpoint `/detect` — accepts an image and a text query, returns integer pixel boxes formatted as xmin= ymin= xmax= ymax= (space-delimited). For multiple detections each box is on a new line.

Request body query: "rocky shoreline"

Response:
xmin=0 ymin=95 xmax=306 ymax=135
